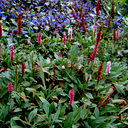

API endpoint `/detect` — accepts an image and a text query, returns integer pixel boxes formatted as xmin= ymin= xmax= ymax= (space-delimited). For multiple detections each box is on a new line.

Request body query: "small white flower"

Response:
xmin=62 ymin=65 xmax=65 ymax=69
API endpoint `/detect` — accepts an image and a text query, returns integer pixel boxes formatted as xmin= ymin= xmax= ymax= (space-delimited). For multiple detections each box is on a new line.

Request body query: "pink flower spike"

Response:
xmin=106 ymin=61 xmax=111 ymax=75
xmin=10 ymin=45 xmax=14 ymax=60
xmin=0 ymin=22 xmax=2 ymax=38
xmin=25 ymin=116 xmax=29 ymax=123
xmin=28 ymin=37 xmax=31 ymax=44
xmin=38 ymin=33 xmax=42 ymax=45
xmin=116 ymin=29 xmax=119 ymax=39
xmin=68 ymin=27 xmax=72 ymax=41
xmin=70 ymin=89 xmax=74 ymax=103
xmin=63 ymin=32 xmax=67 ymax=43
xmin=8 ymin=83 xmax=13 ymax=92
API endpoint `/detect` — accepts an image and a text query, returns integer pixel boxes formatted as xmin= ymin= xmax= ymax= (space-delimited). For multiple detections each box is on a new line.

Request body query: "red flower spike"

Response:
xmin=81 ymin=16 xmax=87 ymax=35
xmin=107 ymin=16 xmax=111 ymax=30
xmin=96 ymin=26 xmax=102 ymax=44
xmin=17 ymin=14 xmax=22 ymax=35
xmin=111 ymin=2 xmax=114 ymax=18
xmin=79 ymin=7 xmax=83 ymax=18
xmin=72 ymin=9 xmax=77 ymax=20
xmin=113 ymin=29 xmax=116 ymax=42
xmin=96 ymin=0 xmax=100 ymax=17
xmin=91 ymin=43 xmax=99 ymax=62
xmin=97 ymin=62 xmax=103 ymax=83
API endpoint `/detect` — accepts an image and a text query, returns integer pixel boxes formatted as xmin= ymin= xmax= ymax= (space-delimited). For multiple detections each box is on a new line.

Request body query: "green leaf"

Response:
xmin=92 ymin=116 xmax=118 ymax=124
xmin=0 ymin=105 xmax=9 ymax=120
xmin=86 ymin=92 xmax=93 ymax=99
xmin=28 ymin=108 xmax=38 ymax=123
xmin=22 ymin=81 xmax=30 ymax=87
xmin=59 ymin=97 xmax=67 ymax=104
xmin=71 ymin=102 xmax=78 ymax=111
xmin=80 ymin=109 xmax=87 ymax=119
xmin=11 ymin=117 xmax=32 ymax=126
xmin=52 ymin=107 xmax=60 ymax=121
xmin=70 ymin=45 xmax=79 ymax=59
xmin=15 ymin=95 xmax=21 ymax=106
xmin=13 ymin=108 xmax=22 ymax=113
xmin=94 ymin=107 xmax=99 ymax=118
xmin=49 ymin=102 xmax=56 ymax=114
xmin=65 ymin=71 xmax=78 ymax=84
xmin=2 ymin=25 xmax=9 ymax=31
xmin=0 ymin=88 xmax=8 ymax=98
xmin=25 ymin=88 xmax=36 ymax=92
xmin=115 ymin=84 xmax=125 ymax=95
xmin=119 ymin=106 xmax=128 ymax=115
xmin=10 ymin=99 xmax=15 ymax=110
xmin=101 ymin=87 xmax=113 ymax=104
xmin=40 ymin=67 xmax=46 ymax=89
xmin=11 ymin=125 xmax=23 ymax=128
xmin=64 ymin=112 xmax=73 ymax=128
xmin=11 ymin=19 xmax=17 ymax=26
xmin=73 ymin=107 xmax=82 ymax=123
xmin=43 ymin=100 xmax=50 ymax=117
xmin=84 ymin=121 xmax=91 ymax=128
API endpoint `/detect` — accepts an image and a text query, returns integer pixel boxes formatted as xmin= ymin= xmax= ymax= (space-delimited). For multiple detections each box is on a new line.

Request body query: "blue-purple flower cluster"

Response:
xmin=0 ymin=0 xmax=124 ymax=36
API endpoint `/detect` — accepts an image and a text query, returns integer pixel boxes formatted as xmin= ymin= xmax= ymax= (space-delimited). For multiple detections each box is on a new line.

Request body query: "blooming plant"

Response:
xmin=0 ymin=0 xmax=128 ymax=128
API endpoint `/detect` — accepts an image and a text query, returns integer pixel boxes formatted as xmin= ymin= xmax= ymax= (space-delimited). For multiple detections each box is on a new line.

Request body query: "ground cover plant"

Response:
xmin=0 ymin=0 xmax=128 ymax=127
